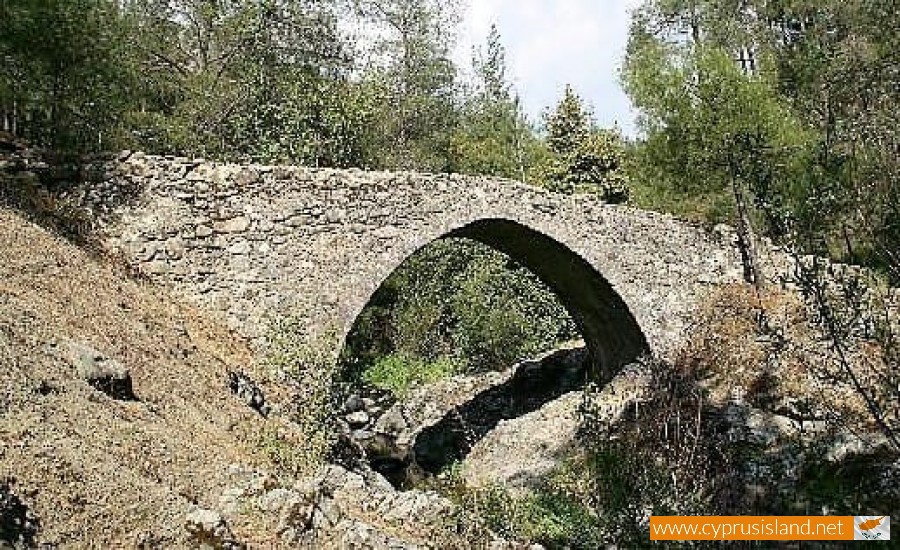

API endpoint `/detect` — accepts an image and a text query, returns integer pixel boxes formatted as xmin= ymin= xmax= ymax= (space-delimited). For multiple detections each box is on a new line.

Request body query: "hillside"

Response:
xmin=0 ymin=206 xmax=283 ymax=546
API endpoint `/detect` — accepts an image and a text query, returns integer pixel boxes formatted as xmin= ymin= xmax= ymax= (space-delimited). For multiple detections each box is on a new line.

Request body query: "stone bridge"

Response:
xmin=81 ymin=153 xmax=746 ymax=382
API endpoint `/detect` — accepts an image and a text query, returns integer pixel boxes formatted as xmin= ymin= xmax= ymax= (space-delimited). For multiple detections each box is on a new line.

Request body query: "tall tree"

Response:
xmin=623 ymin=1 xmax=814 ymax=286
xmin=449 ymin=25 xmax=534 ymax=180
xmin=122 ymin=0 xmax=367 ymax=165
xmin=353 ymin=0 xmax=461 ymax=171
xmin=539 ymin=86 xmax=630 ymax=201
xmin=626 ymin=0 xmax=900 ymax=279
xmin=544 ymin=85 xmax=590 ymax=158
xmin=0 ymin=0 xmax=133 ymax=152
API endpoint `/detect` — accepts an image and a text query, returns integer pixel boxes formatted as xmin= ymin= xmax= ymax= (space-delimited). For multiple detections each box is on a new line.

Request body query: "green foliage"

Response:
xmin=623 ymin=0 xmax=900 ymax=281
xmin=623 ymin=37 xmax=812 ymax=203
xmin=361 ymin=353 xmax=460 ymax=397
xmin=447 ymin=27 xmax=536 ymax=181
xmin=0 ymin=0 xmax=134 ymax=152
xmin=545 ymin=86 xmax=590 ymax=157
xmin=353 ymin=0 xmax=461 ymax=172
xmin=120 ymin=0 xmax=370 ymax=166
xmin=262 ymin=317 xmax=339 ymax=475
xmin=628 ymin=157 xmax=736 ymax=225
xmin=342 ymin=239 xmax=579 ymax=394
xmin=427 ymin=460 xmax=604 ymax=548
xmin=538 ymin=87 xmax=631 ymax=201
xmin=460 ymin=484 xmax=604 ymax=548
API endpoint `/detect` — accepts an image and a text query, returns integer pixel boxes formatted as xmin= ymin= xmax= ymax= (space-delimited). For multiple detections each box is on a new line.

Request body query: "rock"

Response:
xmin=343 ymin=394 xmax=365 ymax=413
xmin=62 ymin=341 xmax=136 ymax=400
xmin=312 ymin=498 xmax=341 ymax=530
xmin=234 ymin=169 xmax=260 ymax=187
xmin=227 ymin=371 xmax=269 ymax=417
xmin=0 ymin=479 xmax=39 ymax=548
xmin=345 ymin=411 xmax=370 ymax=428
xmin=375 ymin=407 xmax=408 ymax=437
xmin=184 ymin=507 xmax=241 ymax=548
xmin=215 ymin=216 xmax=251 ymax=234
xmin=195 ymin=224 xmax=213 ymax=238
xmin=350 ymin=430 xmax=375 ymax=444
xmin=143 ymin=260 xmax=171 ymax=275
xmin=258 ymin=488 xmax=315 ymax=536
xmin=165 ymin=238 xmax=186 ymax=260
xmin=227 ymin=241 xmax=251 ymax=255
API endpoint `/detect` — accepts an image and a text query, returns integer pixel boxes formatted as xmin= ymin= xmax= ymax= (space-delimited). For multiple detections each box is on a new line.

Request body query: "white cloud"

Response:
xmin=455 ymin=0 xmax=644 ymax=135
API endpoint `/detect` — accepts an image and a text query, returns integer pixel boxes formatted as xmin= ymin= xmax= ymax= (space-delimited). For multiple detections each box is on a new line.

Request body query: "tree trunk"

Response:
xmin=732 ymin=173 xmax=765 ymax=289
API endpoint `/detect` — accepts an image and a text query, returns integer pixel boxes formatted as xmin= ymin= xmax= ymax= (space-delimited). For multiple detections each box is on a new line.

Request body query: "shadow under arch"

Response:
xmin=342 ymin=217 xmax=649 ymax=384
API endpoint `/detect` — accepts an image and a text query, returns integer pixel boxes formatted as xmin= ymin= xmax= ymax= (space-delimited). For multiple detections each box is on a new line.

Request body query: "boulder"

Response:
xmin=226 ymin=371 xmax=269 ymax=417
xmin=184 ymin=507 xmax=242 ymax=549
xmin=345 ymin=411 xmax=370 ymax=428
xmin=62 ymin=340 xmax=135 ymax=400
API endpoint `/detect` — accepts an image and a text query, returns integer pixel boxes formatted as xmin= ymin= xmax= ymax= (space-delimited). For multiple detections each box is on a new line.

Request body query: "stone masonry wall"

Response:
xmin=75 ymin=152 xmax=747 ymax=363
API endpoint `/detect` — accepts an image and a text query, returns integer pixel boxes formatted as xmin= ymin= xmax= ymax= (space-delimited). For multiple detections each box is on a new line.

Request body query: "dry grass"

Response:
xmin=0 ymin=206 xmax=302 ymax=546
xmin=678 ymin=283 xmax=892 ymax=433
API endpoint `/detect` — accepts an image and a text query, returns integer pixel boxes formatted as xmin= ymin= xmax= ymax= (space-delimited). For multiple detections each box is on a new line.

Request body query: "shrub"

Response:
xmin=434 ymin=470 xmax=604 ymax=548
xmin=341 ymin=239 xmax=579 ymax=381
xmin=261 ymin=318 xmax=339 ymax=476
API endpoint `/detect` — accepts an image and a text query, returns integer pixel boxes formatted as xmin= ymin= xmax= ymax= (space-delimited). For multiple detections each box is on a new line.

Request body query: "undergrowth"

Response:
xmin=361 ymin=353 xmax=461 ymax=397
xmin=260 ymin=318 xmax=340 ymax=477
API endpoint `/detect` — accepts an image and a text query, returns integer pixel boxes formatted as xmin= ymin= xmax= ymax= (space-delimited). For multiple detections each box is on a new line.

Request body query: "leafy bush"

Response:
xmin=341 ymin=239 xmax=579 ymax=393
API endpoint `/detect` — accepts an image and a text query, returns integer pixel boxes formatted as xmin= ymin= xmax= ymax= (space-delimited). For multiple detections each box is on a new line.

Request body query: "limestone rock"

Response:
xmin=345 ymin=411 xmax=370 ymax=428
xmin=61 ymin=340 xmax=135 ymax=400
xmin=184 ymin=507 xmax=241 ymax=549
xmin=227 ymin=371 xmax=269 ymax=417
xmin=194 ymin=224 xmax=213 ymax=238
xmin=215 ymin=217 xmax=251 ymax=234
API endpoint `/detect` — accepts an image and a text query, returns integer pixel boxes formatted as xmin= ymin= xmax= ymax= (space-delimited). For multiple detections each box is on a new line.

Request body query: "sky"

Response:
xmin=454 ymin=0 xmax=645 ymax=136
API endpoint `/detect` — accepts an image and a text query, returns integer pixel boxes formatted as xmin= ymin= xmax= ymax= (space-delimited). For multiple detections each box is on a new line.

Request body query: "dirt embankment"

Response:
xmin=0 ymin=206 xmax=287 ymax=547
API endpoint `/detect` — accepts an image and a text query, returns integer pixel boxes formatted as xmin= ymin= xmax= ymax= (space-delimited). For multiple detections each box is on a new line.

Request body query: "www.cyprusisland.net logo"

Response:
xmin=854 ymin=516 xmax=890 ymax=541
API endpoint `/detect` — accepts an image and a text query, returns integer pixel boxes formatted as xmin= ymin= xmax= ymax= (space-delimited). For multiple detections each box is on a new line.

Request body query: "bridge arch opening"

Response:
xmin=340 ymin=218 xmax=648 ymax=385
xmin=441 ymin=218 xmax=649 ymax=381
xmin=334 ymin=218 xmax=650 ymax=483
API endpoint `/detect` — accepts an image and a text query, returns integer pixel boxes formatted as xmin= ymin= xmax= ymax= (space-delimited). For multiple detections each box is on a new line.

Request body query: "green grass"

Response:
xmin=451 ymin=483 xmax=604 ymax=548
xmin=362 ymin=353 xmax=461 ymax=397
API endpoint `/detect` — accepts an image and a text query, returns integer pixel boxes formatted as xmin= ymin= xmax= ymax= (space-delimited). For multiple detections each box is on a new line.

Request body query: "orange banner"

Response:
xmin=650 ymin=516 xmax=855 ymax=541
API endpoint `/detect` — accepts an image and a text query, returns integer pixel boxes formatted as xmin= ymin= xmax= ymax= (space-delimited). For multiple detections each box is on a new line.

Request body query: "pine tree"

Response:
xmin=449 ymin=25 xmax=534 ymax=180
xmin=545 ymin=85 xmax=590 ymax=157
xmin=539 ymin=86 xmax=630 ymax=201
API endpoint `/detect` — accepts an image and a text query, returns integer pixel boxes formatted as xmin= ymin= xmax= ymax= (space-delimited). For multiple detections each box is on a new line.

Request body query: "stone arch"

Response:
xmin=341 ymin=217 xmax=649 ymax=383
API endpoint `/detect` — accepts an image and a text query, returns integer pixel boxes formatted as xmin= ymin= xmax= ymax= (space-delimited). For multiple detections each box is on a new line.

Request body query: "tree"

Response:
xmin=545 ymin=86 xmax=590 ymax=158
xmin=623 ymin=2 xmax=814 ymax=286
xmin=353 ymin=0 xmax=461 ymax=171
xmin=0 ymin=0 xmax=133 ymax=152
xmin=539 ymin=86 xmax=630 ymax=201
xmin=120 ymin=0 xmax=369 ymax=165
xmin=449 ymin=25 xmax=535 ymax=180
xmin=625 ymin=0 xmax=900 ymax=281
xmin=624 ymin=0 xmax=900 ymax=449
